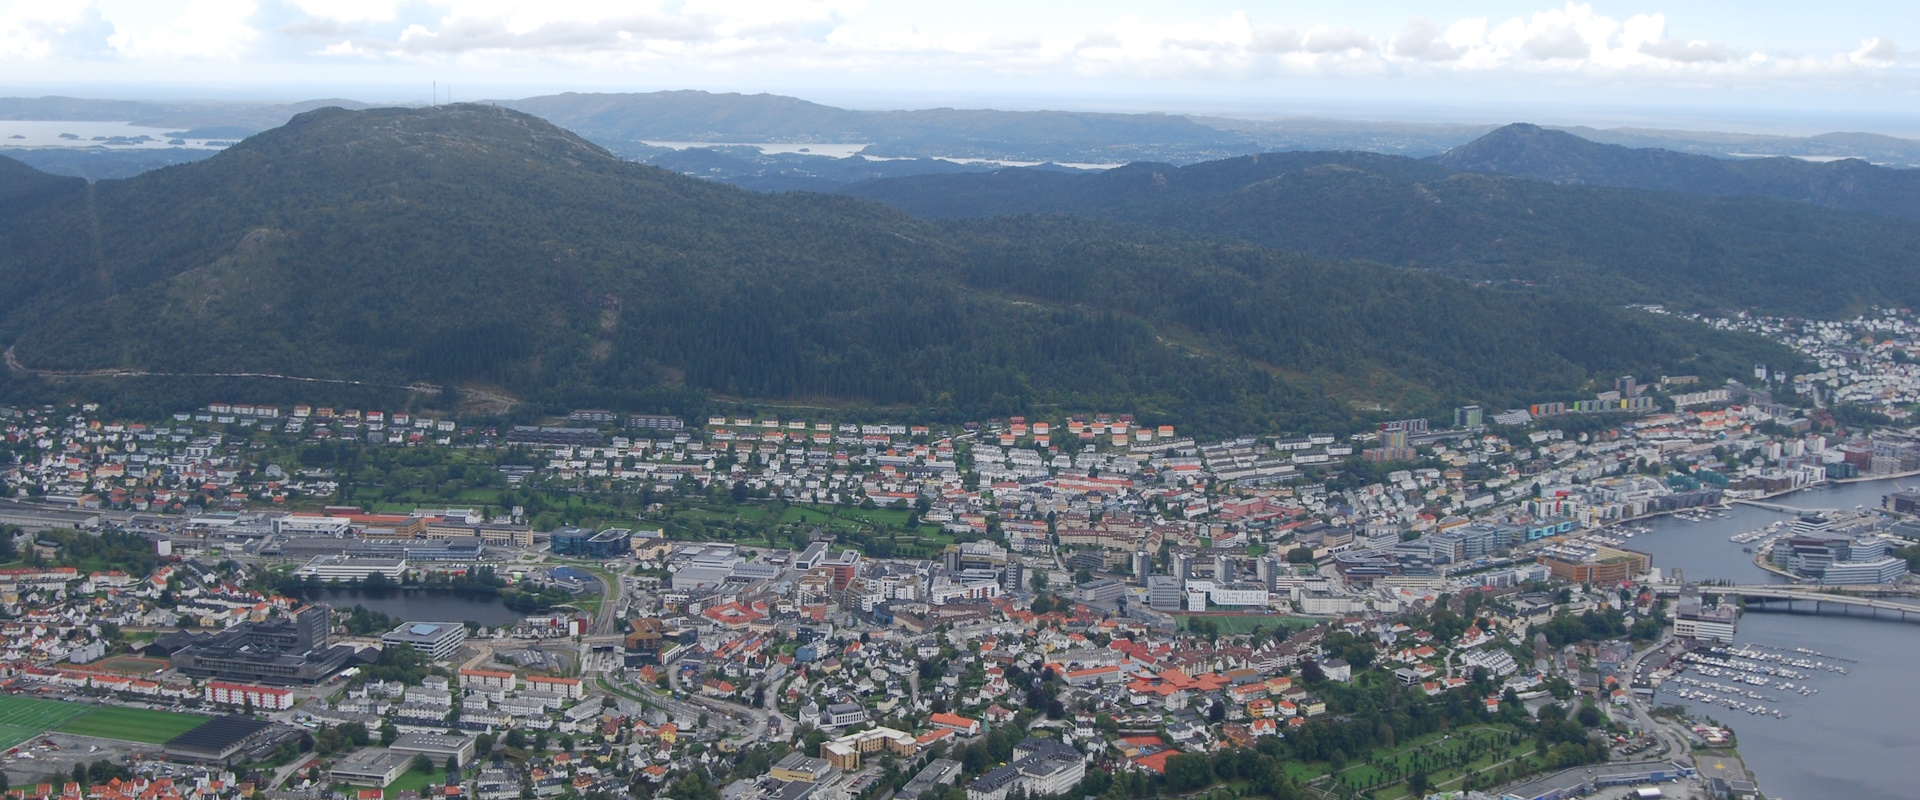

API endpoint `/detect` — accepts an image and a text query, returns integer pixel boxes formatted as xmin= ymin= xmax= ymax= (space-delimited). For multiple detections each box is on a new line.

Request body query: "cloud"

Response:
xmin=1519 ymin=23 xmax=1590 ymax=60
xmin=1393 ymin=19 xmax=1461 ymax=62
xmin=1247 ymin=26 xmax=1300 ymax=54
xmin=0 ymin=0 xmax=1907 ymax=100
xmin=0 ymin=0 xmax=117 ymax=59
xmin=1851 ymin=37 xmax=1898 ymax=65
xmin=1638 ymin=38 xmax=1734 ymax=63
xmin=107 ymin=0 xmax=260 ymax=59
xmin=1301 ymin=28 xmax=1375 ymax=54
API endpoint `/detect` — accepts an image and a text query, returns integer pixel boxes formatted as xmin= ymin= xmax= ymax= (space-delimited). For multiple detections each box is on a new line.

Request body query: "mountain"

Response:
xmin=0 ymin=105 xmax=1790 ymax=433
xmin=1436 ymin=123 xmax=1920 ymax=219
xmin=501 ymin=91 xmax=1257 ymax=163
xmin=841 ymin=148 xmax=1920 ymax=315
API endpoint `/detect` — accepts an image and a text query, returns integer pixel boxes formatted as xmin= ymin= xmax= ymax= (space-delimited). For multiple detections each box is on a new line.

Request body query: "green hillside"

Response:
xmin=842 ymin=150 xmax=1920 ymax=315
xmin=0 ymin=105 xmax=1795 ymax=435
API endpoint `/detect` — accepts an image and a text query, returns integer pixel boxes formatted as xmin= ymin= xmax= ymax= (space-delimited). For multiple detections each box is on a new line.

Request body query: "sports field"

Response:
xmin=0 ymin=695 xmax=212 ymax=748
xmin=0 ymin=696 xmax=91 ymax=750
xmin=55 ymin=705 xmax=213 ymax=743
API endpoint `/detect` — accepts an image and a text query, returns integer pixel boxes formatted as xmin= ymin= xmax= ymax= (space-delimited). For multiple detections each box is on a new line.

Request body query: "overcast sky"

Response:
xmin=4 ymin=1 xmax=1917 ymax=132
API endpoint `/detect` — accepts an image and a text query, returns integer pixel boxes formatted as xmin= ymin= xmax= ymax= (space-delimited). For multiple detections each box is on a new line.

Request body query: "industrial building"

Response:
xmin=293 ymin=555 xmax=407 ymax=582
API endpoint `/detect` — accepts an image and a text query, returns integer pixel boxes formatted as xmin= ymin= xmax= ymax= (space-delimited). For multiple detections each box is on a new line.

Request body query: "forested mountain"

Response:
xmin=1437 ymin=123 xmax=1920 ymax=219
xmin=841 ymin=151 xmax=1920 ymax=315
xmin=0 ymin=105 xmax=1792 ymax=434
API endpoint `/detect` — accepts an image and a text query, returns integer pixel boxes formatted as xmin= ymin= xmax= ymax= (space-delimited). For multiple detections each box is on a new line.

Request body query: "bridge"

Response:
xmin=1699 ymin=584 xmax=1920 ymax=623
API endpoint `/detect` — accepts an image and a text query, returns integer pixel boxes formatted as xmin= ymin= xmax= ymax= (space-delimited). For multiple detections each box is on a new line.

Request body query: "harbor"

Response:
xmin=1625 ymin=476 xmax=1920 ymax=800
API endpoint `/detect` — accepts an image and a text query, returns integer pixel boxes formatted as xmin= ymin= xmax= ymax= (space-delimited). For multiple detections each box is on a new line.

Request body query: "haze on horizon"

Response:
xmin=2 ymin=0 xmax=1919 ymax=136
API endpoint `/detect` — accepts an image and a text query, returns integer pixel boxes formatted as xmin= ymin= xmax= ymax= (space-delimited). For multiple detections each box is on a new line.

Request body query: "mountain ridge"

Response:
xmin=0 ymin=104 xmax=1789 ymax=434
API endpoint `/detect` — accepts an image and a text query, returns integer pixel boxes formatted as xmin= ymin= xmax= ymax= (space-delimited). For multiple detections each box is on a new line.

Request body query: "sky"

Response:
xmin=3 ymin=0 xmax=1918 ymax=133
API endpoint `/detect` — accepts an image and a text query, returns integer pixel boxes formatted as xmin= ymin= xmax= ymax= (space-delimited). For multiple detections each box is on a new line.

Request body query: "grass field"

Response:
xmin=95 ymin=656 xmax=171 ymax=675
xmin=0 ymin=696 xmax=92 ymax=749
xmin=0 ymin=695 xmax=212 ymax=747
xmin=55 ymin=705 xmax=212 ymax=744
xmin=1173 ymin=614 xmax=1319 ymax=635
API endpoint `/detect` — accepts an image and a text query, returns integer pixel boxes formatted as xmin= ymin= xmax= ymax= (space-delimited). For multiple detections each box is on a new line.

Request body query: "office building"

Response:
xmin=171 ymin=605 xmax=354 ymax=685
xmin=381 ymin=621 xmax=468 ymax=661
xmin=551 ymin=527 xmax=632 ymax=557
xmin=1147 ymin=575 xmax=1184 ymax=611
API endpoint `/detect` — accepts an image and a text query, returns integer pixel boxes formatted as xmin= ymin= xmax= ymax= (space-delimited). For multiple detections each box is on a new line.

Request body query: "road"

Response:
xmin=1621 ymin=632 xmax=1694 ymax=766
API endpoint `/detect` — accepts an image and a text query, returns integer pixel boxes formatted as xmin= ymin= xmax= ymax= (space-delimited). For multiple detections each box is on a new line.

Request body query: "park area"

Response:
xmin=1288 ymin=725 xmax=1538 ymax=799
xmin=0 ymin=696 xmax=211 ymax=749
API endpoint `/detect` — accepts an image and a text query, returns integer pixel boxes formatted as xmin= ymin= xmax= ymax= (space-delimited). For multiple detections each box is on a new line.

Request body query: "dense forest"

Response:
xmin=842 ymin=150 xmax=1920 ymax=315
xmin=0 ymin=105 xmax=1798 ymax=437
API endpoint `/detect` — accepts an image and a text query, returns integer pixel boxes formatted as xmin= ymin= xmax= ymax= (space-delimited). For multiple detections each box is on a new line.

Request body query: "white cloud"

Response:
xmin=1393 ymin=19 xmax=1462 ymax=62
xmin=107 ymin=0 xmax=258 ymax=59
xmin=1851 ymin=37 xmax=1898 ymax=65
xmin=0 ymin=0 xmax=116 ymax=59
xmin=0 ymin=0 xmax=1908 ymax=100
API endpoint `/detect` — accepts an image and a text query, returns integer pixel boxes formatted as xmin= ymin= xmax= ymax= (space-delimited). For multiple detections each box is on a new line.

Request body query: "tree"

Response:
xmin=446 ymin=754 xmax=461 ymax=773
xmin=413 ymin=754 xmax=435 ymax=774
xmin=1408 ymin=771 xmax=1430 ymax=797
xmin=381 ymin=721 xmax=400 ymax=746
xmin=1286 ymin=547 xmax=1315 ymax=564
xmin=71 ymin=764 xmax=86 ymax=786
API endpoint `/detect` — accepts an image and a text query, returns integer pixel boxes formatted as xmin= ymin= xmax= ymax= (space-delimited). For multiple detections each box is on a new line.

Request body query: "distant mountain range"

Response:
xmin=6 ymin=91 xmax=1920 ymax=182
xmin=0 ymin=105 xmax=1788 ymax=432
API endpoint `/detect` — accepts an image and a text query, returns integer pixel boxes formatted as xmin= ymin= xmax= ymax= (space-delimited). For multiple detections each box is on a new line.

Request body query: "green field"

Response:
xmin=55 ymin=705 xmax=213 ymax=744
xmin=0 ymin=696 xmax=93 ymax=749
xmin=0 ymin=695 xmax=212 ymax=747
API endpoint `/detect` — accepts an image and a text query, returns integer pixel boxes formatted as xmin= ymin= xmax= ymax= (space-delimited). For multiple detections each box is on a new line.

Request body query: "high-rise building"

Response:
xmin=1131 ymin=551 xmax=1152 ymax=584
xmin=1455 ymin=405 xmax=1483 ymax=429
xmin=1614 ymin=375 xmax=1640 ymax=398
xmin=1171 ymin=551 xmax=1194 ymax=580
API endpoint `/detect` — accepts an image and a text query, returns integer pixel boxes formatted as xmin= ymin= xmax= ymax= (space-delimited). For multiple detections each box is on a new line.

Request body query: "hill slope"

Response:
xmin=1437 ymin=123 xmax=1920 ymax=219
xmin=842 ymin=150 xmax=1920 ymax=314
xmin=0 ymin=106 xmax=1790 ymax=433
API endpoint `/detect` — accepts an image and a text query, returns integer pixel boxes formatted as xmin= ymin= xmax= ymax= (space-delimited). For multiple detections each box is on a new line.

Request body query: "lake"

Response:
xmin=296 ymin=587 xmax=528 ymax=627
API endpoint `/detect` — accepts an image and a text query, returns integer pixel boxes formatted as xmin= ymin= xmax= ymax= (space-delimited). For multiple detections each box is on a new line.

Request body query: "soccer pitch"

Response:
xmin=0 ymin=695 xmax=211 ymax=748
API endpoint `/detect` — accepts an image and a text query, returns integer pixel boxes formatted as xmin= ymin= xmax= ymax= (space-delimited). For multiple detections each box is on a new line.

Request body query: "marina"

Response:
xmin=1627 ymin=477 xmax=1920 ymax=800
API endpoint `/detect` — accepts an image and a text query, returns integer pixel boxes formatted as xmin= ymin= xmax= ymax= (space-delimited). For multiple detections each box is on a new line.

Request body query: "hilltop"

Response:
xmin=1436 ymin=123 xmax=1920 ymax=219
xmin=0 ymin=105 xmax=1792 ymax=433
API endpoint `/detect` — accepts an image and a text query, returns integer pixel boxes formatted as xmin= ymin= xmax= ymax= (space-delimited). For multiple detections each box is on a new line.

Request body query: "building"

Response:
xmin=1818 ymin=557 xmax=1907 ymax=585
xmin=551 ymin=527 xmax=632 ymax=558
xmin=897 ymin=759 xmax=963 ymax=800
xmin=928 ymin=712 xmax=982 ymax=736
xmin=1147 ymin=575 xmax=1184 ymax=611
xmin=966 ymin=739 xmax=1084 ymax=800
xmin=629 ymin=414 xmax=686 ymax=430
xmin=769 ymin=752 xmax=837 ymax=783
xmin=206 ymin=682 xmax=295 ymax=711
xmin=460 ymin=668 xmax=517 ymax=692
xmin=390 ymin=732 xmax=478 ymax=768
xmin=1673 ymin=595 xmax=1739 ymax=645
xmin=330 ymin=747 xmax=406 ymax=787
xmin=1537 ymin=545 xmax=1651 ymax=584
xmin=1073 ymin=578 xmax=1126 ymax=606
xmin=504 ymin=426 xmax=603 ymax=448
xmin=293 ymin=555 xmax=407 ymax=582
xmin=525 ymin=675 xmax=585 ymax=699
xmin=162 ymin=715 xmax=291 ymax=765
xmin=381 ymin=622 xmax=468 ymax=661
xmin=171 ymin=605 xmax=354 ymax=685
xmin=819 ymin=726 xmax=916 ymax=770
